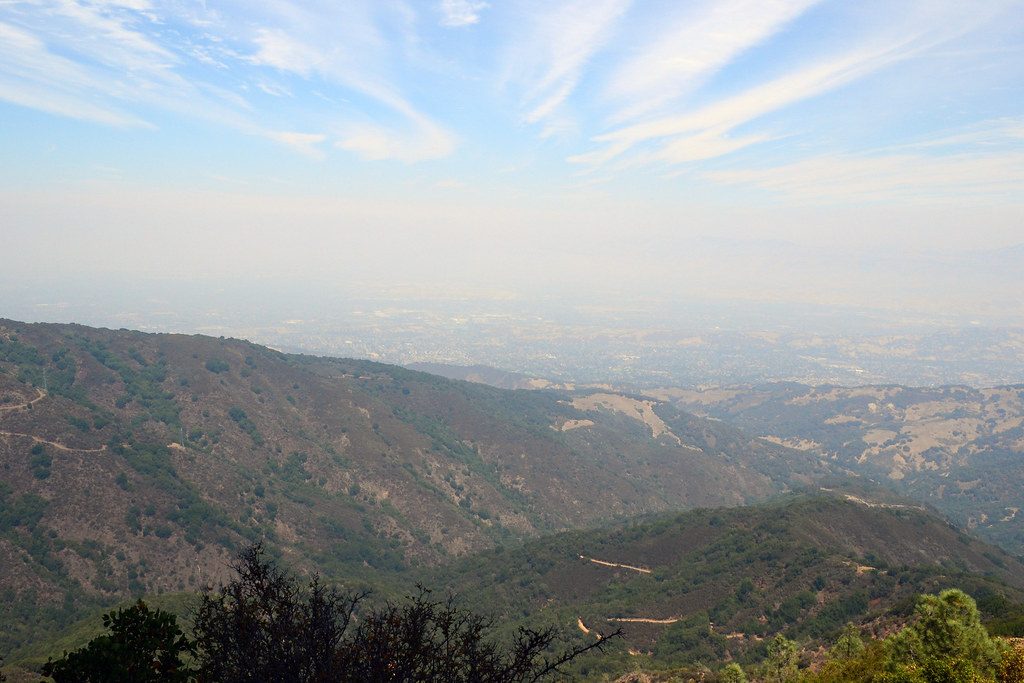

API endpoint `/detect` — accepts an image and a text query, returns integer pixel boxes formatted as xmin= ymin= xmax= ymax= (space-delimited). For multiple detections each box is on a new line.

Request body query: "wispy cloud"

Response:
xmin=566 ymin=0 xmax=1021 ymax=188
xmin=570 ymin=38 xmax=920 ymax=167
xmin=0 ymin=1 xmax=260 ymax=131
xmin=0 ymin=0 xmax=457 ymax=162
xmin=256 ymin=80 xmax=292 ymax=98
xmin=439 ymin=0 xmax=488 ymax=27
xmin=47 ymin=0 xmax=176 ymax=71
xmin=2 ymin=0 xmax=1022 ymax=199
xmin=901 ymin=118 xmax=1024 ymax=150
xmin=93 ymin=164 xmax=125 ymax=179
xmin=604 ymin=0 xmax=823 ymax=123
xmin=266 ymin=131 xmax=328 ymax=160
xmin=336 ymin=116 xmax=457 ymax=163
xmin=505 ymin=0 xmax=632 ymax=128
xmin=241 ymin=3 xmax=458 ymax=162
xmin=710 ymin=117 xmax=1024 ymax=204
xmin=0 ymin=19 xmax=152 ymax=126
xmin=249 ymin=27 xmax=327 ymax=77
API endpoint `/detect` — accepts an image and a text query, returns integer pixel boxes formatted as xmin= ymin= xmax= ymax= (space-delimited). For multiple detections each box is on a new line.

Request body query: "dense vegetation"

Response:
xmin=31 ymin=568 xmax=1024 ymax=683
xmin=422 ymin=490 xmax=1024 ymax=677
xmin=611 ymin=589 xmax=1024 ymax=683
xmin=11 ymin=489 xmax=1024 ymax=680
xmin=40 ymin=545 xmax=618 ymax=683
xmin=4 ymin=320 xmax=1024 ymax=681
xmin=683 ymin=589 xmax=1024 ymax=683
xmin=0 ymin=319 xmax=835 ymax=660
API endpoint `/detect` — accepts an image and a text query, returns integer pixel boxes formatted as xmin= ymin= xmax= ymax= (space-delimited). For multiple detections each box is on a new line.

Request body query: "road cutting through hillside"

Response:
xmin=0 ymin=387 xmax=46 ymax=412
xmin=0 ymin=430 xmax=107 ymax=453
xmin=578 ymin=614 xmax=680 ymax=643
xmin=575 ymin=556 xmax=682 ymax=634
xmin=579 ymin=555 xmax=651 ymax=574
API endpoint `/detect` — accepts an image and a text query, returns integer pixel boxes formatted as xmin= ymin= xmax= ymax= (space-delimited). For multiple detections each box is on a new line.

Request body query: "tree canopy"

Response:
xmin=40 ymin=544 xmax=619 ymax=683
xmin=41 ymin=600 xmax=194 ymax=682
xmin=884 ymin=588 xmax=1006 ymax=682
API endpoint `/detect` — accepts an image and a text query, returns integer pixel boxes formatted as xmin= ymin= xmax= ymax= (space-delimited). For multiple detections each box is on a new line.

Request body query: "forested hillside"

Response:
xmin=423 ymin=487 xmax=1024 ymax=675
xmin=9 ymin=489 xmax=1024 ymax=681
xmin=0 ymin=318 xmax=829 ymax=658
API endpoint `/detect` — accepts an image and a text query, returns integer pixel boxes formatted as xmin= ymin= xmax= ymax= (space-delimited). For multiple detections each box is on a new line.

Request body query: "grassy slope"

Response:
xmin=666 ymin=382 xmax=1024 ymax=554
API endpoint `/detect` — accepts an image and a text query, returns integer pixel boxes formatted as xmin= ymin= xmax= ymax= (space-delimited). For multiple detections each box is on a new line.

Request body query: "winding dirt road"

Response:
xmin=0 ymin=387 xmax=106 ymax=453
xmin=576 ymin=555 xmax=680 ymax=641
xmin=0 ymin=387 xmax=46 ymax=412
xmin=0 ymin=431 xmax=107 ymax=453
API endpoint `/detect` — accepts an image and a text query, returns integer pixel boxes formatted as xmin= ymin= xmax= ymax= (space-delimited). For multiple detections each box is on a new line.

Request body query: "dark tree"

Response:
xmin=191 ymin=544 xmax=362 ymax=683
xmin=41 ymin=600 xmax=195 ymax=682
xmin=191 ymin=544 xmax=620 ymax=682
xmin=339 ymin=587 xmax=617 ymax=682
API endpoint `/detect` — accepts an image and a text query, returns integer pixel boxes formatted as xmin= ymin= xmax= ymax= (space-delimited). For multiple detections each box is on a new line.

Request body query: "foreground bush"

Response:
xmin=42 ymin=600 xmax=194 ymax=682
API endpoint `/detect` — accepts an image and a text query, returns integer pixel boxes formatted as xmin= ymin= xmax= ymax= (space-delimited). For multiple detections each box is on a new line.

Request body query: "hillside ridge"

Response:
xmin=0 ymin=318 xmax=832 ymax=655
xmin=416 ymin=488 xmax=1024 ymax=672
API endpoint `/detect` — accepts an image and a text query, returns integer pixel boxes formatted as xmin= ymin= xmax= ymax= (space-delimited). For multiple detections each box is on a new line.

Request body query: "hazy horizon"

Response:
xmin=3 ymin=0 xmax=1023 ymax=341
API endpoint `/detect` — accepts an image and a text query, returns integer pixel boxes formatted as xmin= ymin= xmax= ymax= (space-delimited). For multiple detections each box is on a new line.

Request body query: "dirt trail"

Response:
xmin=577 ymin=555 xmax=681 ymax=634
xmin=608 ymin=617 xmax=679 ymax=624
xmin=0 ymin=431 xmax=107 ymax=453
xmin=1 ymin=388 xmax=107 ymax=453
xmin=576 ymin=618 xmax=604 ymax=640
xmin=0 ymin=387 xmax=46 ymax=412
xmin=580 ymin=555 xmax=651 ymax=574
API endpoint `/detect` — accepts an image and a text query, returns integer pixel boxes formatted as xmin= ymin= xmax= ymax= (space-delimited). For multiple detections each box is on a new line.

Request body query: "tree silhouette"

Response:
xmin=191 ymin=543 xmax=620 ymax=682
xmin=41 ymin=600 xmax=195 ymax=682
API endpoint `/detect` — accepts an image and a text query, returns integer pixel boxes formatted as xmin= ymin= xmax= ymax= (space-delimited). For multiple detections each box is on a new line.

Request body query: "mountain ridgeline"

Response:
xmin=0 ymin=320 xmax=828 ymax=646
xmin=663 ymin=382 xmax=1024 ymax=555
xmin=4 ymin=318 xmax=1024 ymax=678
xmin=423 ymin=489 xmax=1024 ymax=674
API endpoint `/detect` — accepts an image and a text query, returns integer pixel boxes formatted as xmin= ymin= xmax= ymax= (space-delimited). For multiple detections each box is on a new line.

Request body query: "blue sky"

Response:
xmin=2 ymin=0 xmax=1024 ymax=317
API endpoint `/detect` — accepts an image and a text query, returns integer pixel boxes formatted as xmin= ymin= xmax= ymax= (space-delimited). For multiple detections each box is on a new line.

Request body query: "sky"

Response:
xmin=2 ymin=0 xmax=1024 ymax=323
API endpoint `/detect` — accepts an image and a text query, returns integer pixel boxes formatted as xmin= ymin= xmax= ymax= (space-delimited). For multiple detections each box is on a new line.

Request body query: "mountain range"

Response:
xmin=2 ymin=318 xmax=1024 ymax=678
xmin=0 ymin=318 xmax=829 ymax=655
xmin=661 ymin=382 xmax=1024 ymax=555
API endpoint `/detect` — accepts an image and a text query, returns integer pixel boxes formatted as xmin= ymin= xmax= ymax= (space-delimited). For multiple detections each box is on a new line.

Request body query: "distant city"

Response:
xmin=4 ymin=280 xmax=1022 ymax=389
